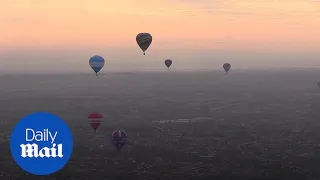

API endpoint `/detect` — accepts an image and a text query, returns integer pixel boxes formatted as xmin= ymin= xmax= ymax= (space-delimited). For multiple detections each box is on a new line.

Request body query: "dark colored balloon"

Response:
xmin=110 ymin=130 xmax=128 ymax=152
xmin=136 ymin=33 xmax=152 ymax=55
xmin=223 ymin=63 xmax=231 ymax=74
xmin=164 ymin=59 xmax=172 ymax=68
xmin=88 ymin=112 xmax=103 ymax=132
xmin=89 ymin=55 xmax=105 ymax=76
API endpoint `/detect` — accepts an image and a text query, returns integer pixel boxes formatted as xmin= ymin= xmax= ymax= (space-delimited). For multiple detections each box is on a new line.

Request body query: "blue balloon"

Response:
xmin=89 ymin=55 xmax=105 ymax=76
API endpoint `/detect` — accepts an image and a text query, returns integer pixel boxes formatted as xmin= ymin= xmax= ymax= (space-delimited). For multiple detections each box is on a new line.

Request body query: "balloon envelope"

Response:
xmin=164 ymin=59 xmax=172 ymax=68
xmin=89 ymin=55 xmax=105 ymax=75
xmin=136 ymin=33 xmax=152 ymax=55
xmin=88 ymin=112 xmax=103 ymax=131
xmin=223 ymin=63 xmax=231 ymax=73
xmin=110 ymin=130 xmax=128 ymax=152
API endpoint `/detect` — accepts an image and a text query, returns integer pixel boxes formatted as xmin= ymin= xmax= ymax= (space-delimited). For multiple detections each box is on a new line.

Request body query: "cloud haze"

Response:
xmin=2 ymin=17 xmax=25 ymax=23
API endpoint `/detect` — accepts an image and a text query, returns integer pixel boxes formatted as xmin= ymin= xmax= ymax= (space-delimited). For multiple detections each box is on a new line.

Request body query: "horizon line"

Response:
xmin=1 ymin=66 xmax=320 ymax=76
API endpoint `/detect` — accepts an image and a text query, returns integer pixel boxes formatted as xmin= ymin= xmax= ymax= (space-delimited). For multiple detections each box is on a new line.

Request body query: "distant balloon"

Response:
xmin=136 ymin=33 xmax=152 ymax=55
xmin=164 ymin=59 xmax=172 ymax=69
xmin=88 ymin=112 xmax=103 ymax=132
xmin=89 ymin=55 xmax=105 ymax=76
xmin=317 ymin=81 xmax=320 ymax=87
xmin=223 ymin=63 xmax=231 ymax=74
xmin=110 ymin=130 xmax=128 ymax=152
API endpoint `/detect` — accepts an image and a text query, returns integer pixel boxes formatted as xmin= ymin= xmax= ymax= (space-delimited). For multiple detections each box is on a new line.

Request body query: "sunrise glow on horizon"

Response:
xmin=1 ymin=0 xmax=320 ymax=51
xmin=1 ymin=0 xmax=320 ymax=74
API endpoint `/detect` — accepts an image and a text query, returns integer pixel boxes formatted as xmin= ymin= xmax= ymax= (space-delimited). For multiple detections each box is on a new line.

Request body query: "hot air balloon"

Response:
xmin=223 ymin=63 xmax=231 ymax=74
xmin=136 ymin=33 xmax=152 ymax=55
xmin=164 ymin=59 xmax=172 ymax=69
xmin=89 ymin=55 xmax=105 ymax=76
xmin=110 ymin=130 xmax=128 ymax=152
xmin=88 ymin=112 xmax=103 ymax=132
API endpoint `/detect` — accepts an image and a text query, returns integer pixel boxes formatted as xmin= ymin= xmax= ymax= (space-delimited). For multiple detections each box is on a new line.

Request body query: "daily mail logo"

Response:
xmin=10 ymin=112 xmax=73 ymax=175
xmin=20 ymin=128 xmax=63 ymax=158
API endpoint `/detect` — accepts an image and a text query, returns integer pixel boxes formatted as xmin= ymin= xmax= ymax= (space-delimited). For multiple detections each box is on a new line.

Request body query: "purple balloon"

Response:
xmin=223 ymin=63 xmax=231 ymax=74
xmin=164 ymin=59 xmax=172 ymax=68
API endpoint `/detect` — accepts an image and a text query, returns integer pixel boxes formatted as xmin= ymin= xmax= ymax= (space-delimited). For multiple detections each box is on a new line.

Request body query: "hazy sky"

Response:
xmin=1 ymin=0 xmax=320 ymax=73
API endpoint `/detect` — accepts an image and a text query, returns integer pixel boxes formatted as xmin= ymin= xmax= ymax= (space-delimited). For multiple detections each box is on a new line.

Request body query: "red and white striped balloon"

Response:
xmin=88 ymin=112 xmax=103 ymax=132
